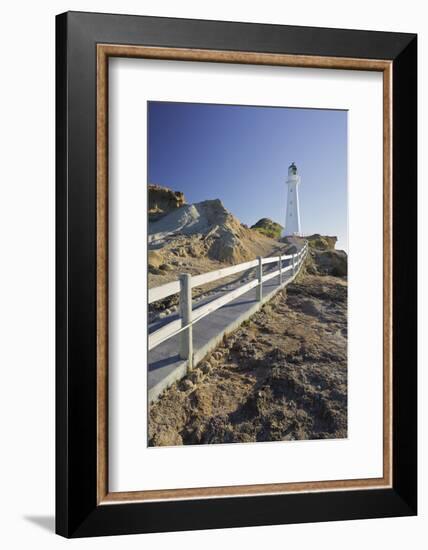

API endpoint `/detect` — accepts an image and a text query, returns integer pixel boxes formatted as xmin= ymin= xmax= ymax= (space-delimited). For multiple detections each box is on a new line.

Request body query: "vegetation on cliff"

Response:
xmin=250 ymin=218 xmax=283 ymax=240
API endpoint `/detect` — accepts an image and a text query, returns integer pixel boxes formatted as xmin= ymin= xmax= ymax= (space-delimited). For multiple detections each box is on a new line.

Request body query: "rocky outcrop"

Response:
xmin=148 ymin=184 xmax=186 ymax=221
xmin=303 ymin=235 xmax=347 ymax=277
xmin=148 ymin=198 xmax=275 ymax=264
xmin=309 ymin=249 xmax=347 ymax=277
xmin=251 ymin=218 xmax=283 ymax=239
xmin=306 ymin=234 xmax=338 ymax=251
xmin=269 ymin=233 xmax=348 ymax=278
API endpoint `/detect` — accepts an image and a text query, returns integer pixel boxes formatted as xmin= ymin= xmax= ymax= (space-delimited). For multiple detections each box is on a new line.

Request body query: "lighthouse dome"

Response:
xmin=288 ymin=162 xmax=298 ymax=176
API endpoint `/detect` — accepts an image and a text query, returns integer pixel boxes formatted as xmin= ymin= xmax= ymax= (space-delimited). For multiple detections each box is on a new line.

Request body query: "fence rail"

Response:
xmin=148 ymin=242 xmax=308 ymax=357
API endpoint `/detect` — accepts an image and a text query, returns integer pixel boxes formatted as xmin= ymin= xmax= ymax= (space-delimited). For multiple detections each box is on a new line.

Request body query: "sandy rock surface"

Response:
xmin=149 ymin=198 xmax=278 ymax=265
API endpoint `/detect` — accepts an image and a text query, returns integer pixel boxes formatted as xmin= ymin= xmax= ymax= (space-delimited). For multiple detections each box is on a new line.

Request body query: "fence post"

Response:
xmin=278 ymin=255 xmax=282 ymax=285
xmin=292 ymin=252 xmax=296 ymax=276
xmin=257 ymin=256 xmax=263 ymax=301
xmin=179 ymin=273 xmax=193 ymax=371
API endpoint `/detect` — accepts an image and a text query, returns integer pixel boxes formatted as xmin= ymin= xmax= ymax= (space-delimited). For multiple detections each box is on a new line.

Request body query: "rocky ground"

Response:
xmin=148 ymin=271 xmax=348 ymax=446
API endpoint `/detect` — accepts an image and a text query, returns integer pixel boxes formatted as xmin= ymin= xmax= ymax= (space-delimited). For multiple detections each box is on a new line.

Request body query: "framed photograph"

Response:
xmin=56 ymin=11 xmax=417 ymax=538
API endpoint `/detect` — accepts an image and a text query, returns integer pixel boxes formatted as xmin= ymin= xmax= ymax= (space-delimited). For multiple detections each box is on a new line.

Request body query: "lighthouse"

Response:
xmin=282 ymin=162 xmax=302 ymax=237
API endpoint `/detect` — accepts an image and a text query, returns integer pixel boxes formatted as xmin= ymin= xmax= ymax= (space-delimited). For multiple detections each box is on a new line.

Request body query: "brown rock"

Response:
xmin=179 ymin=379 xmax=194 ymax=392
xmin=148 ymin=250 xmax=163 ymax=268
xmin=306 ymin=234 xmax=338 ymax=251
xmin=150 ymin=427 xmax=183 ymax=447
xmin=148 ymin=184 xmax=186 ymax=221
xmin=189 ymin=370 xmax=203 ymax=384
xmin=200 ymin=362 xmax=212 ymax=375
xmin=313 ymin=249 xmax=347 ymax=277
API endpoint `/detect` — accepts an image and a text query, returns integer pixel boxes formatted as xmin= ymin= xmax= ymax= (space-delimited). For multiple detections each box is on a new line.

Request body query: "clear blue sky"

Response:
xmin=148 ymin=101 xmax=348 ymax=250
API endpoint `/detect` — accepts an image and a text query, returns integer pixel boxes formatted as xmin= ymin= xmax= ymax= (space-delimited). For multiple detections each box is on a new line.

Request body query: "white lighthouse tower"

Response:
xmin=282 ymin=162 xmax=302 ymax=237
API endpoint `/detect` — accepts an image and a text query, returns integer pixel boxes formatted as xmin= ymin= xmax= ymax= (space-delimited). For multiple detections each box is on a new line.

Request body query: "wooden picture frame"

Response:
xmin=56 ymin=11 xmax=417 ymax=537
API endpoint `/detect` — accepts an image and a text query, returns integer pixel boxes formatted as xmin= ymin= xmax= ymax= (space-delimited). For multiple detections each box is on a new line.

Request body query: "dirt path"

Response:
xmin=149 ymin=273 xmax=347 ymax=446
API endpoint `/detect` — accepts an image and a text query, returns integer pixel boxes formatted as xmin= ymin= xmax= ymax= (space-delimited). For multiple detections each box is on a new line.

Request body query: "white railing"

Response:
xmin=148 ymin=242 xmax=308 ymax=368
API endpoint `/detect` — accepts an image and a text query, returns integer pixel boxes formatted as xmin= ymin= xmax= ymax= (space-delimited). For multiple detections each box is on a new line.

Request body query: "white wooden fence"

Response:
xmin=148 ymin=242 xmax=308 ymax=369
